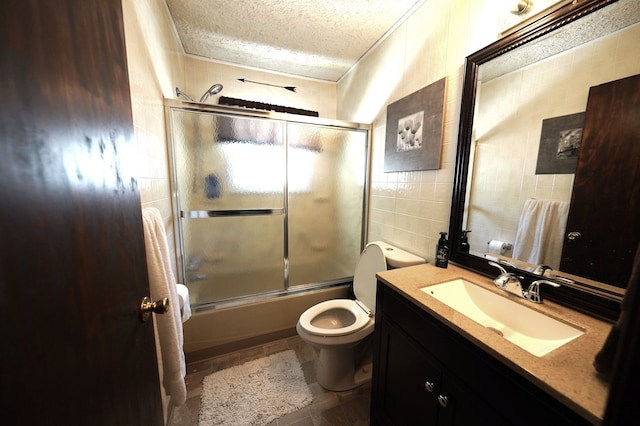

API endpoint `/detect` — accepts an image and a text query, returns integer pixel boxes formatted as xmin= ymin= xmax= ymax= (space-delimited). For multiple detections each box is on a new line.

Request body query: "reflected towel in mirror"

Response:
xmin=513 ymin=199 xmax=569 ymax=269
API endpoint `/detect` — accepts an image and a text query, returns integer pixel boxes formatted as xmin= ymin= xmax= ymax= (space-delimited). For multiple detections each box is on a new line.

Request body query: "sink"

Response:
xmin=421 ymin=279 xmax=584 ymax=357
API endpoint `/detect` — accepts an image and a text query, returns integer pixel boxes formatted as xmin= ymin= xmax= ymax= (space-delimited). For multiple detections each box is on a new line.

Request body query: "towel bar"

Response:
xmin=182 ymin=209 xmax=284 ymax=218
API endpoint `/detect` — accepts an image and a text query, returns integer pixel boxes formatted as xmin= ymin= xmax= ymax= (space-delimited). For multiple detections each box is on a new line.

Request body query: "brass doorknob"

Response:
xmin=140 ymin=296 xmax=169 ymax=322
xmin=567 ymin=231 xmax=582 ymax=241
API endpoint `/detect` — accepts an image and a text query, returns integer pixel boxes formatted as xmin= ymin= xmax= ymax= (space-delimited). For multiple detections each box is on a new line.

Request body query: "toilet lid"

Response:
xmin=353 ymin=243 xmax=387 ymax=315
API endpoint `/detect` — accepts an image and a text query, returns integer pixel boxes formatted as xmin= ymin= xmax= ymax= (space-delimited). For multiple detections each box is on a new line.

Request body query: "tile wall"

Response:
xmin=337 ymin=0 xmax=504 ymax=262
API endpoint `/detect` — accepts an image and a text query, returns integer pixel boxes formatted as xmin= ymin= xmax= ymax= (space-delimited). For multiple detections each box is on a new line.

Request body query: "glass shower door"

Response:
xmin=171 ymin=110 xmax=286 ymax=304
xmin=286 ymin=123 xmax=368 ymax=287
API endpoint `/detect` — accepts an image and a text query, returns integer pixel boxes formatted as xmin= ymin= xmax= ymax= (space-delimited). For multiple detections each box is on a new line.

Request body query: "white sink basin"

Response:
xmin=421 ymin=279 xmax=584 ymax=357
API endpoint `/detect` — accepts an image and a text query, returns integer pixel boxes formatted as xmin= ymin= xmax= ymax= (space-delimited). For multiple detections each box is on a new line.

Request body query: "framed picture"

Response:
xmin=535 ymin=112 xmax=585 ymax=174
xmin=384 ymin=78 xmax=446 ymax=172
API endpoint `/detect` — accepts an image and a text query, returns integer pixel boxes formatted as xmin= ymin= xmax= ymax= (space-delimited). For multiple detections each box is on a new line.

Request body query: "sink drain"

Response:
xmin=486 ymin=326 xmax=504 ymax=337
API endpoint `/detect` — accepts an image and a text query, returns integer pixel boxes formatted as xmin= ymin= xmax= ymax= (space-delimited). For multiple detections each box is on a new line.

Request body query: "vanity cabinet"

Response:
xmin=377 ymin=320 xmax=506 ymax=425
xmin=371 ymin=282 xmax=591 ymax=426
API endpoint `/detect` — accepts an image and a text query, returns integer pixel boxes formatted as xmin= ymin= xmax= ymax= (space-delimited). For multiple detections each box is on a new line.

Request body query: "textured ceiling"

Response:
xmin=481 ymin=0 xmax=640 ymax=82
xmin=164 ymin=0 xmax=424 ymax=82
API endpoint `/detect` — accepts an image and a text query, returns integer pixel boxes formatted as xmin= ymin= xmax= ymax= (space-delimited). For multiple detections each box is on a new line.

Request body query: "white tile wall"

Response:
xmin=337 ymin=0 xmax=502 ymax=262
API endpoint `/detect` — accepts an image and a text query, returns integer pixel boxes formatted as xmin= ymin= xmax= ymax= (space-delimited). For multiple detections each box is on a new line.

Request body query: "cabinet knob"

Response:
xmin=424 ymin=380 xmax=436 ymax=393
xmin=438 ymin=394 xmax=449 ymax=408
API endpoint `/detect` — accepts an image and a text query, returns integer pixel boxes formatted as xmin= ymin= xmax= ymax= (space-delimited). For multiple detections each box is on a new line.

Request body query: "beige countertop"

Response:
xmin=377 ymin=263 xmax=613 ymax=425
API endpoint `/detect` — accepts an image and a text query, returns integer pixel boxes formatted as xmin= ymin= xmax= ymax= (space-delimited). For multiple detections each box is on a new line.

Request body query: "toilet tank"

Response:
xmin=368 ymin=241 xmax=425 ymax=269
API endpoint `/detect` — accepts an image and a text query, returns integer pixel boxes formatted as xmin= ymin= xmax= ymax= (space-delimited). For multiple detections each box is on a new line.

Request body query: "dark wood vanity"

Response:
xmin=370 ymin=264 xmax=610 ymax=425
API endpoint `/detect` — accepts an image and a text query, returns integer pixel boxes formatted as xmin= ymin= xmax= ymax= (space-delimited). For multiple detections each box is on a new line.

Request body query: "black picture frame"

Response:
xmin=384 ymin=78 xmax=446 ymax=172
xmin=535 ymin=112 xmax=585 ymax=174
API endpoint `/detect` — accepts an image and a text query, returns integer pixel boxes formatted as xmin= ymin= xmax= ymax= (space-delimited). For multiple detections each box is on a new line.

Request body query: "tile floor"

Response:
xmin=168 ymin=335 xmax=372 ymax=426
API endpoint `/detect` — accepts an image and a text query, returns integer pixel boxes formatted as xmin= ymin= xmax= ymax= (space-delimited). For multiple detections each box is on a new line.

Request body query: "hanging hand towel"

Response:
xmin=142 ymin=207 xmax=187 ymax=405
xmin=513 ymin=199 xmax=569 ymax=269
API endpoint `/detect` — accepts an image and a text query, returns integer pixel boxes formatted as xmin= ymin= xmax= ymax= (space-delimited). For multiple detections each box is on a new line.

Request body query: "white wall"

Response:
xmin=123 ymin=0 xmax=183 ymax=265
xmin=181 ymin=56 xmax=337 ymax=118
xmin=337 ymin=0 xmax=505 ymax=262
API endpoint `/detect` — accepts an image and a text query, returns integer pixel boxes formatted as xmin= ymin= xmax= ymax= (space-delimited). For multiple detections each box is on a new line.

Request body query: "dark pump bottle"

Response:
xmin=435 ymin=232 xmax=449 ymax=268
xmin=460 ymin=230 xmax=471 ymax=254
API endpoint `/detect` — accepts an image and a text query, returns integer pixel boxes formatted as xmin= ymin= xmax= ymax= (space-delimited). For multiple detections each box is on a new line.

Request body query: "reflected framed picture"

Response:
xmin=384 ymin=78 xmax=446 ymax=172
xmin=535 ymin=112 xmax=585 ymax=174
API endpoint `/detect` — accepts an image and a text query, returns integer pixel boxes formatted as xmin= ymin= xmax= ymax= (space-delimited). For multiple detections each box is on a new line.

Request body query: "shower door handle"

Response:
xmin=182 ymin=209 xmax=284 ymax=218
xmin=139 ymin=296 xmax=169 ymax=322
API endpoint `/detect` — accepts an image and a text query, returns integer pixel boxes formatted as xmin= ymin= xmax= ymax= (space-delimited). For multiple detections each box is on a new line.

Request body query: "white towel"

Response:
xmin=513 ymin=199 xmax=570 ymax=269
xmin=176 ymin=283 xmax=192 ymax=323
xmin=142 ymin=207 xmax=187 ymax=405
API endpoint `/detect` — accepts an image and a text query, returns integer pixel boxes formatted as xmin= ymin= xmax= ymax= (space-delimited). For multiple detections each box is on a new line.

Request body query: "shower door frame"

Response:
xmin=164 ymin=99 xmax=371 ymax=310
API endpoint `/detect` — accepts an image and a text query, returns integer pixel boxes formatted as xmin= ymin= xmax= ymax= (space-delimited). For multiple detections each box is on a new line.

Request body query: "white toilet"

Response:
xmin=296 ymin=241 xmax=424 ymax=391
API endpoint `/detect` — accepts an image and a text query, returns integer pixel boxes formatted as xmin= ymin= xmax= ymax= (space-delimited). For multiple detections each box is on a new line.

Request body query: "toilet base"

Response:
xmin=316 ymin=346 xmax=372 ymax=391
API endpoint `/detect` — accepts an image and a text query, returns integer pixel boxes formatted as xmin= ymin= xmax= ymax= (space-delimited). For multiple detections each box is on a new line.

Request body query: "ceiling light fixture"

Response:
xmin=510 ymin=0 xmax=533 ymax=15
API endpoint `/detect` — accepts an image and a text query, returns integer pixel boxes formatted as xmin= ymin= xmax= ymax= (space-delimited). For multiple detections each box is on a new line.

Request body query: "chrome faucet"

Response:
xmin=488 ymin=261 xmax=525 ymax=298
xmin=488 ymin=261 xmax=560 ymax=303
xmin=524 ymin=279 xmax=561 ymax=304
xmin=532 ymin=263 xmax=552 ymax=276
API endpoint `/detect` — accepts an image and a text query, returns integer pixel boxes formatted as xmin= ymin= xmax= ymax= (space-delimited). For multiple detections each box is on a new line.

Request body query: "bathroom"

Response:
xmin=3 ymin=0 xmax=639 ymax=424
xmin=125 ymin=0 xmax=639 ymax=422
xmin=126 ymin=0 xmax=462 ymax=364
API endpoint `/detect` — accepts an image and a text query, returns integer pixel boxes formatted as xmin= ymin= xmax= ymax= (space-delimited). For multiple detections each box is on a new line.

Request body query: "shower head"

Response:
xmin=175 ymin=87 xmax=194 ymax=102
xmin=199 ymin=84 xmax=224 ymax=103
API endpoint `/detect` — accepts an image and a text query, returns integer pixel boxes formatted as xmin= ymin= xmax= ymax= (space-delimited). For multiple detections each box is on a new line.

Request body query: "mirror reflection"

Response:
xmin=461 ymin=0 xmax=640 ymax=291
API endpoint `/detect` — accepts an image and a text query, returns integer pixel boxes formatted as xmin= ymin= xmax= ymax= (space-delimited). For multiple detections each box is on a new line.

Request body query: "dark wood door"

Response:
xmin=0 ymin=0 xmax=163 ymax=424
xmin=560 ymin=74 xmax=640 ymax=287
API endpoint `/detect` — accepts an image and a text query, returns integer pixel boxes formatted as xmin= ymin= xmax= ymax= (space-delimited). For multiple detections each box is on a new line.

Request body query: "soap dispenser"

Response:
xmin=460 ymin=230 xmax=471 ymax=254
xmin=435 ymin=232 xmax=449 ymax=268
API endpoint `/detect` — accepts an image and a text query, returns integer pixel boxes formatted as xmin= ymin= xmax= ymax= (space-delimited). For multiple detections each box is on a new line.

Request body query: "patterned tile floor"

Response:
xmin=168 ymin=335 xmax=372 ymax=426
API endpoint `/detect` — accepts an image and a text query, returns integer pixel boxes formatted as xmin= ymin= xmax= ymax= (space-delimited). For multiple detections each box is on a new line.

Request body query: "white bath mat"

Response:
xmin=198 ymin=350 xmax=313 ymax=426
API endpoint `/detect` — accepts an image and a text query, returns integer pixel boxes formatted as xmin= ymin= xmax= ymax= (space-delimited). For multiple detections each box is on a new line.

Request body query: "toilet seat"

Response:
xmin=298 ymin=243 xmax=387 ymax=337
xmin=298 ymin=299 xmax=371 ymax=336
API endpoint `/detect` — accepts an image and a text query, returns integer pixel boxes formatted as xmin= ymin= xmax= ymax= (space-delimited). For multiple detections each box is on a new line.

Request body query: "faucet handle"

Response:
xmin=493 ymin=272 xmax=522 ymax=289
xmin=488 ymin=261 xmax=523 ymax=289
xmin=532 ymin=264 xmax=552 ymax=276
xmin=526 ymin=279 xmax=561 ymax=304
xmin=488 ymin=261 xmax=508 ymax=275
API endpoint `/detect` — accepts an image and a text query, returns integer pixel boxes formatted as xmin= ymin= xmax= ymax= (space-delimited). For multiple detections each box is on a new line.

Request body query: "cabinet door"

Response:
xmin=438 ymin=373 xmax=509 ymax=426
xmin=378 ymin=321 xmax=441 ymax=425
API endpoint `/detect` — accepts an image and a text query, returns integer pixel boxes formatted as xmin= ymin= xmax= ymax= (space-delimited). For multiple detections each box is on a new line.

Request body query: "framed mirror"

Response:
xmin=449 ymin=0 xmax=640 ymax=321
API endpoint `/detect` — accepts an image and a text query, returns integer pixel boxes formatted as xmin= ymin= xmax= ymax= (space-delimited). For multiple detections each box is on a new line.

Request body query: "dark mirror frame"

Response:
xmin=449 ymin=0 xmax=622 ymax=322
